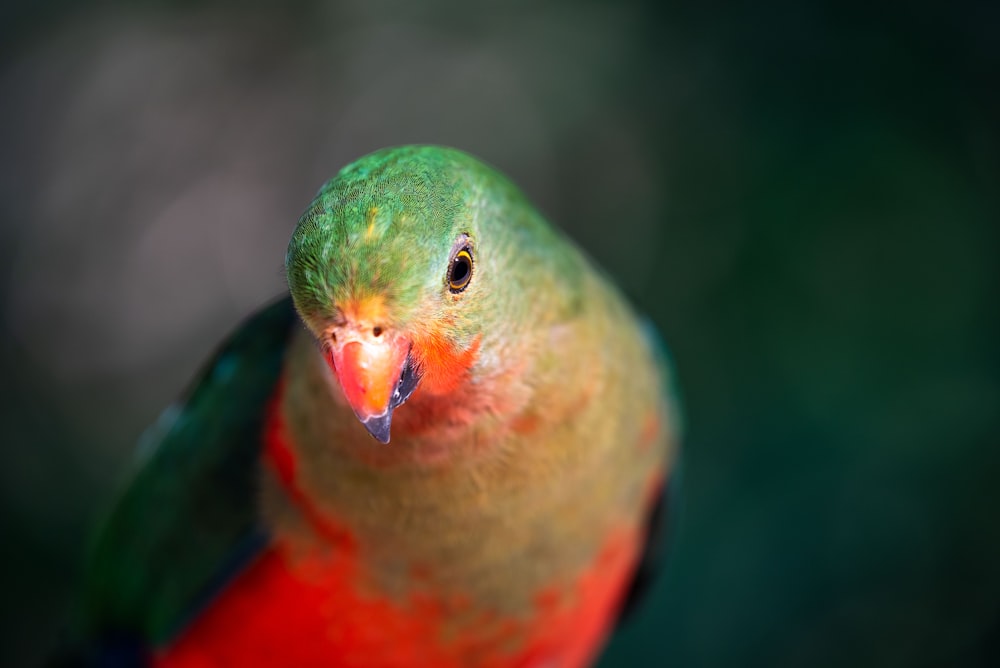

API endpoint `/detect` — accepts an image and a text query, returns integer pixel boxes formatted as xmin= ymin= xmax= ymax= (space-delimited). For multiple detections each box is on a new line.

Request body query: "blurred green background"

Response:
xmin=1 ymin=1 xmax=998 ymax=666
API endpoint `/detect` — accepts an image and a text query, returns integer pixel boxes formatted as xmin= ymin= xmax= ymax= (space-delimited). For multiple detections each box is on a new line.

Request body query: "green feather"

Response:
xmin=287 ymin=145 xmax=586 ymax=348
xmin=82 ymin=298 xmax=297 ymax=645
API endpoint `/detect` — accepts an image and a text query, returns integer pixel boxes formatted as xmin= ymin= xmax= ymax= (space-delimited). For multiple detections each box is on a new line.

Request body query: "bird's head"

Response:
xmin=286 ymin=146 xmax=516 ymax=443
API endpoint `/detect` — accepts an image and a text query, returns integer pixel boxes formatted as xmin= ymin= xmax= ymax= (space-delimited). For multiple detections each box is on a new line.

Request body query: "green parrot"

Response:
xmin=72 ymin=146 xmax=681 ymax=667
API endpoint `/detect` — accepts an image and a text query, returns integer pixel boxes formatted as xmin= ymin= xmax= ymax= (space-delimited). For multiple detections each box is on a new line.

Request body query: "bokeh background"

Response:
xmin=2 ymin=1 xmax=998 ymax=666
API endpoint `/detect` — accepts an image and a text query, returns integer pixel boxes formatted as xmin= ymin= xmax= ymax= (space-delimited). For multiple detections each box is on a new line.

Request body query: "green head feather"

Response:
xmin=286 ymin=145 xmax=584 ymax=351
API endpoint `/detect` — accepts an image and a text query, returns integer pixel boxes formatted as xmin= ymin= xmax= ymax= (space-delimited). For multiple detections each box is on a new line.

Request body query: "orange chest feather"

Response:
xmin=153 ymin=396 xmax=643 ymax=668
xmin=411 ymin=331 xmax=481 ymax=396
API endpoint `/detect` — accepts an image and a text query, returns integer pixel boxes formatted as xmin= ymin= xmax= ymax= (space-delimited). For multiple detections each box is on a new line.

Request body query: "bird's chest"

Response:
xmin=153 ymin=404 xmax=645 ymax=668
xmin=154 ymin=525 xmax=639 ymax=668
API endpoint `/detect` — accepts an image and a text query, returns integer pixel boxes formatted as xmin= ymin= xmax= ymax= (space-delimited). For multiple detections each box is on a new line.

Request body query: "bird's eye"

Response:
xmin=448 ymin=245 xmax=474 ymax=293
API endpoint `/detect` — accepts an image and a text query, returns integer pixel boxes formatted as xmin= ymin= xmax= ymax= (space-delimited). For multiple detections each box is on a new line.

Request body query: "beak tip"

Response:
xmin=361 ymin=412 xmax=393 ymax=444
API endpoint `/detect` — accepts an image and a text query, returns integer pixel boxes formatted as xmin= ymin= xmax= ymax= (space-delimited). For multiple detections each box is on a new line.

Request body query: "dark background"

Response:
xmin=2 ymin=1 xmax=998 ymax=666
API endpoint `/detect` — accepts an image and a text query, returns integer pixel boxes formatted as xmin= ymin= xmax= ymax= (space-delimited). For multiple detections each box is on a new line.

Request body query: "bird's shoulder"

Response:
xmin=81 ymin=296 xmax=299 ymax=650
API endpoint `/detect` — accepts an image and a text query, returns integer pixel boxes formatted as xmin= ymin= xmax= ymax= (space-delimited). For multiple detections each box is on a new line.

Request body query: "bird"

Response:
xmin=72 ymin=145 xmax=682 ymax=668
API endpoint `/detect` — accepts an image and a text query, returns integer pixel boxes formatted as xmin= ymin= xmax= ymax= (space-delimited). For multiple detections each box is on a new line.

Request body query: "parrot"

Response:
xmin=69 ymin=145 xmax=682 ymax=668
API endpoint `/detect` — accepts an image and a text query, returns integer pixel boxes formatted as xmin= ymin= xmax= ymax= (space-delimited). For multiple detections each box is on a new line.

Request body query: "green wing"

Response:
xmin=82 ymin=297 xmax=298 ymax=648
xmin=601 ymin=318 xmax=684 ymax=664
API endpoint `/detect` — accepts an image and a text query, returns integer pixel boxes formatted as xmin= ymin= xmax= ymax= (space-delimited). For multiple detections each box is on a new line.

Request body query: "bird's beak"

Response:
xmin=326 ymin=328 xmax=421 ymax=443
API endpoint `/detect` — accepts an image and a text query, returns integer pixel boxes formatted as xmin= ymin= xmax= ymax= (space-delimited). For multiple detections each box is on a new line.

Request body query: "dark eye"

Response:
xmin=448 ymin=246 xmax=474 ymax=293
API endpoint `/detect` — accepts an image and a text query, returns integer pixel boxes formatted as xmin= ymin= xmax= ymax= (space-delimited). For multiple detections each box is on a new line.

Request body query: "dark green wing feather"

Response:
xmin=82 ymin=297 xmax=298 ymax=648
xmin=601 ymin=318 xmax=684 ymax=664
xmin=611 ymin=318 xmax=684 ymax=622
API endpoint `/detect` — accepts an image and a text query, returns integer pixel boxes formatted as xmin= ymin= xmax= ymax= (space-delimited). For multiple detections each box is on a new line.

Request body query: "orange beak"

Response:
xmin=327 ymin=327 xmax=421 ymax=443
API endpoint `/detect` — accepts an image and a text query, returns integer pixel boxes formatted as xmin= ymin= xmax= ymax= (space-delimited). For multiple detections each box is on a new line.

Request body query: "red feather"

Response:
xmin=154 ymin=387 xmax=644 ymax=668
